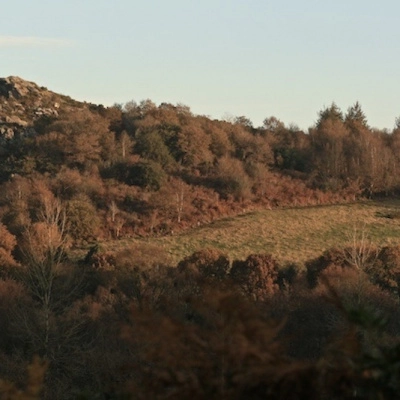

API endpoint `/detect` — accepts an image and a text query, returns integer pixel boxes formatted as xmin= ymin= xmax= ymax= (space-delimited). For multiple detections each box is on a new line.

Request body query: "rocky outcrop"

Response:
xmin=0 ymin=76 xmax=87 ymax=140
xmin=4 ymin=115 xmax=28 ymax=126
xmin=0 ymin=76 xmax=42 ymax=99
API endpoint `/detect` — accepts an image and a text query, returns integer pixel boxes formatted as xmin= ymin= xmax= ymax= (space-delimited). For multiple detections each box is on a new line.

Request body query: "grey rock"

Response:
xmin=5 ymin=115 xmax=28 ymax=126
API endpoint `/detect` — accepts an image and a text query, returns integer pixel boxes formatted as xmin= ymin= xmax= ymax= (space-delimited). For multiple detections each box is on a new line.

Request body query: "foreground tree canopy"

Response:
xmin=1 ymin=240 xmax=400 ymax=399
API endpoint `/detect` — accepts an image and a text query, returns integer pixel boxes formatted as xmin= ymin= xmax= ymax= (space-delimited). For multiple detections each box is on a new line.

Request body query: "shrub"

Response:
xmin=213 ymin=156 xmax=252 ymax=200
xmin=66 ymin=196 xmax=100 ymax=242
xmin=177 ymin=248 xmax=230 ymax=280
xmin=277 ymin=262 xmax=302 ymax=289
xmin=230 ymin=254 xmax=280 ymax=301
xmin=305 ymin=248 xmax=349 ymax=288
xmin=370 ymin=245 xmax=400 ymax=295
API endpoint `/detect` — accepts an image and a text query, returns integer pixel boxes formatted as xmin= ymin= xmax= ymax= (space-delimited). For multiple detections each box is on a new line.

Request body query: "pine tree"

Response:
xmin=316 ymin=102 xmax=343 ymax=128
xmin=345 ymin=101 xmax=369 ymax=128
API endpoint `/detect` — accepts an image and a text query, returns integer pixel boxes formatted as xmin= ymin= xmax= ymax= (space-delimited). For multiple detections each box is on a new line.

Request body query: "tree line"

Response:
xmin=0 ymin=100 xmax=399 ymax=243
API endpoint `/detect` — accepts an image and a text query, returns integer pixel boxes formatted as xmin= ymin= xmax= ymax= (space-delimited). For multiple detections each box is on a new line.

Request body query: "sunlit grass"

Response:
xmin=99 ymin=199 xmax=400 ymax=265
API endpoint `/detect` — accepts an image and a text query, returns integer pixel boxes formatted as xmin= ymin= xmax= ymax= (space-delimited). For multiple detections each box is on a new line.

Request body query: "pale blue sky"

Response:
xmin=2 ymin=0 xmax=400 ymax=130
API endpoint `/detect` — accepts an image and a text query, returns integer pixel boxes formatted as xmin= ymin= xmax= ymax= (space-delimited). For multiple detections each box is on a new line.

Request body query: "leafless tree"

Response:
xmin=342 ymin=224 xmax=378 ymax=306
xmin=343 ymin=224 xmax=378 ymax=272
xmin=18 ymin=195 xmax=87 ymax=359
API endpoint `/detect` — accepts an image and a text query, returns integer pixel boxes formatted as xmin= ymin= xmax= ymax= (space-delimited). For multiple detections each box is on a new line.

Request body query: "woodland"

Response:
xmin=1 ymin=79 xmax=400 ymax=398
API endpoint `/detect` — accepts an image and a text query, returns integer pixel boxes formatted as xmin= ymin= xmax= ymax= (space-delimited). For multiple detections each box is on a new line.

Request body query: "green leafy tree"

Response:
xmin=134 ymin=130 xmax=175 ymax=169
xmin=66 ymin=195 xmax=100 ymax=242
xmin=127 ymin=160 xmax=166 ymax=191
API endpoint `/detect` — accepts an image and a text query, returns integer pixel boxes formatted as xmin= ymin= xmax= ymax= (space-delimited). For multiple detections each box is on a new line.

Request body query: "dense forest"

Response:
xmin=1 ymin=77 xmax=400 ymax=399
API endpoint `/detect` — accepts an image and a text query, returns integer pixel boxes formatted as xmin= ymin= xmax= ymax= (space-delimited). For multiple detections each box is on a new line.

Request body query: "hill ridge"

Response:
xmin=0 ymin=76 xmax=88 ymax=139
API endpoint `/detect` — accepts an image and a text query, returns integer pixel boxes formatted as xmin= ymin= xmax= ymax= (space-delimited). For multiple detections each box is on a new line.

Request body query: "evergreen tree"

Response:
xmin=316 ymin=102 xmax=343 ymax=128
xmin=345 ymin=101 xmax=369 ymax=128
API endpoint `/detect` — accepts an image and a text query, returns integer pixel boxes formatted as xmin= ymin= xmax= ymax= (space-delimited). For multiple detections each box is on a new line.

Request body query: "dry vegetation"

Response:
xmin=99 ymin=199 xmax=400 ymax=266
xmin=2 ymin=79 xmax=400 ymax=398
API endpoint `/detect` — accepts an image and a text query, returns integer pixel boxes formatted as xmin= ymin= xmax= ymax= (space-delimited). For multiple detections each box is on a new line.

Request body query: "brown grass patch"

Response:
xmin=96 ymin=199 xmax=400 ymax=266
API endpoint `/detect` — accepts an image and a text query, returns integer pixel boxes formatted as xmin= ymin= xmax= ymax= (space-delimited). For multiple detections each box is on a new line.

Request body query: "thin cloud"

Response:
xmin=0 ymin=36 xmax=72 ymax=48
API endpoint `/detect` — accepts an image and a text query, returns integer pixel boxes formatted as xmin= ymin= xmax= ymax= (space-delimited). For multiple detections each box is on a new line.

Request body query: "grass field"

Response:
xmin=99 ymin=199 xmax=400 ymax=266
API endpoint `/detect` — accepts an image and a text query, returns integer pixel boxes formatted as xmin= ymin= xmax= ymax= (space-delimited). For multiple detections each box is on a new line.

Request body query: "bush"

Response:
xmin=213 ymin=156 xmax=252 ymax=200
xmin=66 ymin=196 xmax=100 ymax=242
xmin=305 ymin=248 xmax=349 ymax=288
xmin=277 ymin=262 xmax=302 ymax=289
xmin=370 ymin=245 xmax=400 ymax=295
xmin=177 ymin=248 xmax=230 ymax=280
xmin=230 ymin=254 xmax=280 ymax=301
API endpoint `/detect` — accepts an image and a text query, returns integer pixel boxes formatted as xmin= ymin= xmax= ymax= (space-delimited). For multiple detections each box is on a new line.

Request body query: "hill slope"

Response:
xmin=0 ymin=75 xmax=398 ymax=247
xmin=0 ymin=76 xmax=88 ymax=139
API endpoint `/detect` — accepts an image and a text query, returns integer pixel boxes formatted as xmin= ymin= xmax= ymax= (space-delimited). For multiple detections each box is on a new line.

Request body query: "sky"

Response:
xmin=1 ymin=0 xmax=400 ymax=130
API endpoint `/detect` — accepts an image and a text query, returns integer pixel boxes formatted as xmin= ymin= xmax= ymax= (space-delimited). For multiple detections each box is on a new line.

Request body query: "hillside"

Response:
xmin=0 ymin=76 xmax=381 ymax=244
xmin=0 ymin=76 xmax=400 ymax=247
xmin=0 ymin=76 xmax=87 ymax=140
xmin=1 ymin=77 xmax=400 ymax=399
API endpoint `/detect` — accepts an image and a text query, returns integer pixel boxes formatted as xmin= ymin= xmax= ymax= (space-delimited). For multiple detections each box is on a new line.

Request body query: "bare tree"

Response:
xmin=108 ymin=200 xmax=125 ymax=238
xmin=119 ymin=130 xmax=133 ymax=160
xmin=108 ymin=200 xmax=119 ymax=223
xmin=175 ymin=180 xmax=185 ymax=223
xmin=343 ymin=224 xmax=378 ymax=272
xmin=20 ymin=196 xmax=68 ymax=357
xmin=11 ymin=194 xmax=96 ymax=399
xmin=342 ymin=224 xmax=378 ymax=306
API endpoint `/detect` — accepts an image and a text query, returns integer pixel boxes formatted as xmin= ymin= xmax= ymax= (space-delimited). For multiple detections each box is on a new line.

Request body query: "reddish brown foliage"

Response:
xmin=0 ymin=223 xmax=17 ymax=269
xmin=177 ymin=248 xmax=230 ymax=280
xmin=230 ymin=254 xmax=280 ymax=301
